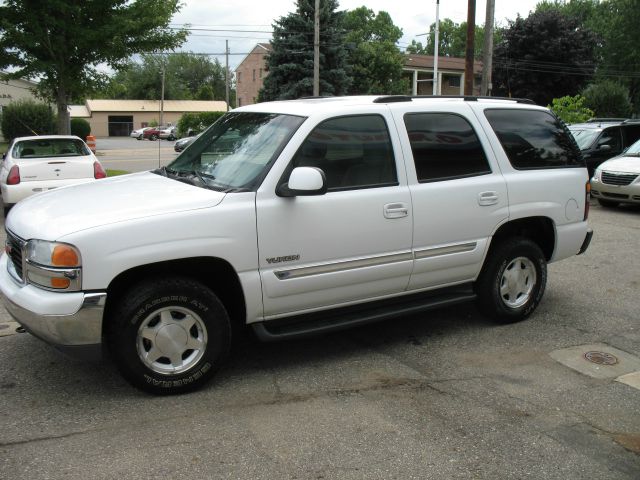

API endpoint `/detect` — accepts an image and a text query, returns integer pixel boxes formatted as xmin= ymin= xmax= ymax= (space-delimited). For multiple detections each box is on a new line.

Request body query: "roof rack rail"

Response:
xmin=586 ymin=118 xmax=628 ymax=123
xmin=373 ymin=95 xmax=413 ymax=103
xmin=622 ymin=119 xmax=640 ymax=124
xmin=372 ymin=95 xmax=535 ymax=105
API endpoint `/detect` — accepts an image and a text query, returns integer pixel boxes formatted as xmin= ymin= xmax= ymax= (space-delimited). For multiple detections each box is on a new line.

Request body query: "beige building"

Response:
xmin=0 ymin=72 xmax=42 ymax=141
xmin=70 ymin=99 xmax=228 ymax=137
xmin=234 ymin=44 xmax=483 ymax=106
xmin=403 ymin=55 xmax=483 ymax=96
xmin=235 ymin=43 xmax=271 ymax=107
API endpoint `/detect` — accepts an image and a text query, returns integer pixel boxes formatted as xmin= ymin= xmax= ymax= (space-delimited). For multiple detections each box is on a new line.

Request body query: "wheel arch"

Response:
xmin=103 ymin=257 xmax=247 ymax=337
xmin=489 ymin=217 xmax=555 ymax=261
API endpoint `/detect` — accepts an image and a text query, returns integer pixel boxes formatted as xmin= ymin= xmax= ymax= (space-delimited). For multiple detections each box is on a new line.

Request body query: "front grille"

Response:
xmin=5 ymin=231 xmax=25 ymax=281
xmin=601 ymin=171 xmax=638 ymax=186
xmin=603 ymin=192 xmax=629 ymax=199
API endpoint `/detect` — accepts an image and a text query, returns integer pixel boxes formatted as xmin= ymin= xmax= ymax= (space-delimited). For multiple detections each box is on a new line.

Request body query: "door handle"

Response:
xmin=384 ymin=202 xmax=409 ymax=219
xmin=478 ymin=191 xmax=499 ymax=206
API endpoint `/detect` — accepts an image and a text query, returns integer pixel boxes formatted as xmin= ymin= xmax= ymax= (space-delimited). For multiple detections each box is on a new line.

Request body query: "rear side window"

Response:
xmin=404 ymin=113 xmax=491 ymax=182
xmin=485 ymin=109 xmax=583 ymax=169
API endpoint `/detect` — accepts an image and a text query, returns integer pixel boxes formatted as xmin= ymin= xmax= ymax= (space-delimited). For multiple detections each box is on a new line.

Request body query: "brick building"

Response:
xmin=235 ymin=43 xmax=271 ymax=107
xmin=234 ymin=43 xmax=483 ymax=106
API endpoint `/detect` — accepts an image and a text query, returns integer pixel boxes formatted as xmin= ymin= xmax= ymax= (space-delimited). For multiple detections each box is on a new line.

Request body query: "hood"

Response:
xmin=6 ymin=171 xmax=226 ymax=240
xmin=599 ymin=156 xmax=640 ymax=173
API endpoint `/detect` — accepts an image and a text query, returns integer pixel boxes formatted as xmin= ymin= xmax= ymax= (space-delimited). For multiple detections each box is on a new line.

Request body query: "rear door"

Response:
xmin=390 ymin=104 xmax=509 ymax=290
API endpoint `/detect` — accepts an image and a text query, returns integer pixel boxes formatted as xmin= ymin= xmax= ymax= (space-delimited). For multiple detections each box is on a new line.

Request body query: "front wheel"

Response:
xmin=107 ymin=277 xmax=231 ymax=394
xmin=149 ymin=134 xmax=158 ymax=141
xmin=475 ymin=237 xmax=547 ymax=324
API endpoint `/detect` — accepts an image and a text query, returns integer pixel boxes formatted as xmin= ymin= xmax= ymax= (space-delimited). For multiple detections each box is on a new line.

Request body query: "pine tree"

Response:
xmin=259 ymin=0 xmax=351 ymax=101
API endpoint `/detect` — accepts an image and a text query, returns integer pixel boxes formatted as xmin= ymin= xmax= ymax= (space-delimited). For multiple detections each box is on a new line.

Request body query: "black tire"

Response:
xmin=475 ymin=237 xmax=547 ymax=324
xmin=107 ymin=277 xmax=231 ymax=394
xmin=149 ymin=134 xmax=158 ymax=141
xmin=597 ymin=199 xmax=620 ymax=208
xmin=136 ymin=135 xmax=142 ymax=140
xmin=3 ymin=204 xmax=12 ymax=218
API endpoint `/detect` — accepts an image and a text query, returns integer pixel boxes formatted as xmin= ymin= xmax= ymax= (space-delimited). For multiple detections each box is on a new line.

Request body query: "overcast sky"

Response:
xmin=169 ymin=0 xmax=542 ymax=69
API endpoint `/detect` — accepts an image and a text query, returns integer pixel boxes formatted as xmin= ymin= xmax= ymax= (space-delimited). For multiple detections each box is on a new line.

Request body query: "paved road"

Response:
xmin=94 ymin=137 xmax=179 ymax=172
xmin=0 ymin=203 xmax=639 ymax=479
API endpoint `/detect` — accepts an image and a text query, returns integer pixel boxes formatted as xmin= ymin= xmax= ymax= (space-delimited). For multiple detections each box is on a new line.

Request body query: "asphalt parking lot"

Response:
xmin=0 ymin=202 xmax=639 ymax=479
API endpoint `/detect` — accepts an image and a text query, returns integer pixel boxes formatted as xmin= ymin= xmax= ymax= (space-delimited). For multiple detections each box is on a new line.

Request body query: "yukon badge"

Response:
xmin=266 ymin=254 xmax=300 ymax=264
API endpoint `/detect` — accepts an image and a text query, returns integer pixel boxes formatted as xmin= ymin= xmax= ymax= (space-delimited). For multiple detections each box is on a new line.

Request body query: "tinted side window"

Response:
xmin=485 ymin=109 xmax=583 ymax=169
xmin=292 ymin=115 xmax=397 ymax=191
xmin=599 ymin=127 xmax=624 ymax=155
xmin=404 ymin=113 xmax=491 ymax=182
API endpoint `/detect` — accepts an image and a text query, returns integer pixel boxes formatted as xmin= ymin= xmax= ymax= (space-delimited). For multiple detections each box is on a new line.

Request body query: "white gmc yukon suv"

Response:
xmin=0 ymin=96 xmax=593 ymax=394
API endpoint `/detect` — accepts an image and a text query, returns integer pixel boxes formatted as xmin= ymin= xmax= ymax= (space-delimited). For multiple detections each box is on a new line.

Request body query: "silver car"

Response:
xmin=591 ymin=139 xmax=640 ymax=207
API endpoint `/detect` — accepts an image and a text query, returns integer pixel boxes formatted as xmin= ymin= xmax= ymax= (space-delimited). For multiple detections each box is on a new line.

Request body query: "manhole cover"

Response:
xmin=584 ymin=351 xmax=619 ymax=365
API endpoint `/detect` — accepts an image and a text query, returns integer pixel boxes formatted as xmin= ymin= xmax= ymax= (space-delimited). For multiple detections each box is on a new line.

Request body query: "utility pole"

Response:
xmin=433 ymin=0 xmax=440 ymax=96
xmin=464 ymin=0 xmax=476 ymax=95
xmin=313 ymin=0 xmax=320 ymax=96
xmin=160 ymin=62 xmax=165 ymax=126
xmin=481 ymin=0 xmax=495 ymax=96
xmin=225 ymin=40 xmax=230 ymax=111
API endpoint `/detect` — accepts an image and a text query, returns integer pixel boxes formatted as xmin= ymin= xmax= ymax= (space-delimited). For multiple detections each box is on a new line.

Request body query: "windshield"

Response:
xmin=624 ymin=138 xmax=640 ymax=156
xmin=165 ymin=112 xmax=305 ymax=191
xmin=568 ymin=128 xmax=600 ymax=150
xmin=13 ymin=138 xmax=91 ymax=159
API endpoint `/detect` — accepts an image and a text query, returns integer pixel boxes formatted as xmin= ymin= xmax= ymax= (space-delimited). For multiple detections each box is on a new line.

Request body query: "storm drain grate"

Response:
xmin=584 ymin=351 xmax=619 ymax=365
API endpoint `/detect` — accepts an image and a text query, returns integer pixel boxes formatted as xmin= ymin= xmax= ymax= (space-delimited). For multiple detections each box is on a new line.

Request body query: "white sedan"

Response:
xmin=591 ymin=138 xmax=640 ymax=208
xmin=130 ymin=127 xmax=151 ymax=140
xmin=1 ymin=135 xmax=107 ymax=216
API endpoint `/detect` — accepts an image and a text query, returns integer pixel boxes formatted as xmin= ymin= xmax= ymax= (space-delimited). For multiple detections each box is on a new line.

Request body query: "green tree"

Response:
xmin=0 ymin=0 xmax=187 ymax=134
xmin=96 ymin=53 xmax=232 ymax=102
xmin=582 ymin=80 xmax=632 ymax=117
xmin=492 ymin=10 xmax=598 ymax=105
xmin=405 ymin=18 xmax=492 ymax=59
xmin=70 ymin=118 xmax=91 ymax=138
xmin=343 ymin=7 xmax=406 ymax=94
xmin=597 ymin=0 xmax=640 ymax=111
xmin=259 ymin=0 xmax=351 ymax=101
xmin=548 ymin=95 xmax=594 ymax=124
xmin=0 ymin=100 xmax=56 ymax=140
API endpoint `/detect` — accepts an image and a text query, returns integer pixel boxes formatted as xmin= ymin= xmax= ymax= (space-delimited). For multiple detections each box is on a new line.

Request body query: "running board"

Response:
xmin=252 ymin=285 xmax=477 ymax=342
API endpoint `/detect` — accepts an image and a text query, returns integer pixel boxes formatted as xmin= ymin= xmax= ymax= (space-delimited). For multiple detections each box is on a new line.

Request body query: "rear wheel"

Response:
xmin=475 ymin=237 xmax=547 ymax=323
xmin=597 ymin=199 xmax=620 ymax=208
xmin=108 ymin=277 xmax=231 ymax=394
xmin=149 ymin=134 xmax=158 ymax=141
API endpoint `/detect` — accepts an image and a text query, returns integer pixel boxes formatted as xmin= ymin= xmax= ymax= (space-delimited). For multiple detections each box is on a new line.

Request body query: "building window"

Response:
xmin=237 ymin=72 xmax=242 ymax=83
xmin=253 ymin=69 xmax=256 ymax=81
xmin=449 ymin=76 xmax=461 ymax=88
xmin=238 ymin=98 xmax=242 ymax=107
xmin=259 ymin=68 xmax=263 ymax=79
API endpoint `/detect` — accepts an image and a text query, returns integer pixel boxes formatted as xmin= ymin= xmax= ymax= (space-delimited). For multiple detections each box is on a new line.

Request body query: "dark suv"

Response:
xmin=569 ymin=118 xmax=640 ymax=175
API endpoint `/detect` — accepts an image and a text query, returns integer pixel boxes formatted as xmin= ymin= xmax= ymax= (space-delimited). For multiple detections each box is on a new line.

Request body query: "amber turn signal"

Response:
xmin=51 ymin=245 xmax=80 ymax=267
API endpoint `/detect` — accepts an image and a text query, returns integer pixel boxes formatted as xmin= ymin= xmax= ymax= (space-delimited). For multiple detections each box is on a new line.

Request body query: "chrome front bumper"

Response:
xmin=0 ymin=254 xmax=106 ymax=359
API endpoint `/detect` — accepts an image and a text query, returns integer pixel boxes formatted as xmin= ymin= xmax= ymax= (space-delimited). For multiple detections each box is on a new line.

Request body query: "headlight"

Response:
xmin=592 ymin=169 xmax=601 ymax=182
xmin=24 ymin=240 xmax=82 ymax=290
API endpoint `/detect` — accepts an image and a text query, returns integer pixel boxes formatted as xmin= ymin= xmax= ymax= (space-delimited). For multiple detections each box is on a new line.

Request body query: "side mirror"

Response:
xmin=597 ymin=144 xmax=612 ymax=152
xmin=277 ymin=167 xmax=327 ymax=197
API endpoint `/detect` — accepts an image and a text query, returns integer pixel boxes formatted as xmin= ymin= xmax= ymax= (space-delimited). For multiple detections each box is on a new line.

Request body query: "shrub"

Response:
xmin=582 ymin=80 xmax=632 ymax=118
xmin=177 ymin=111 xmax=225 ymax=137
xmin=70 ymin=118 xmax=91 ymax=139
xmin=0 ymin=100 xmax=56 ymax=140
xmin=548 ymin=95 xmax=594 ymax=124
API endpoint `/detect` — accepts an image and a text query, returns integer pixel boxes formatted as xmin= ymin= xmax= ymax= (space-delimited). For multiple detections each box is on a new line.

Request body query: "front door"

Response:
xmin=256 ymin=114 xmax=413 ymax=318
